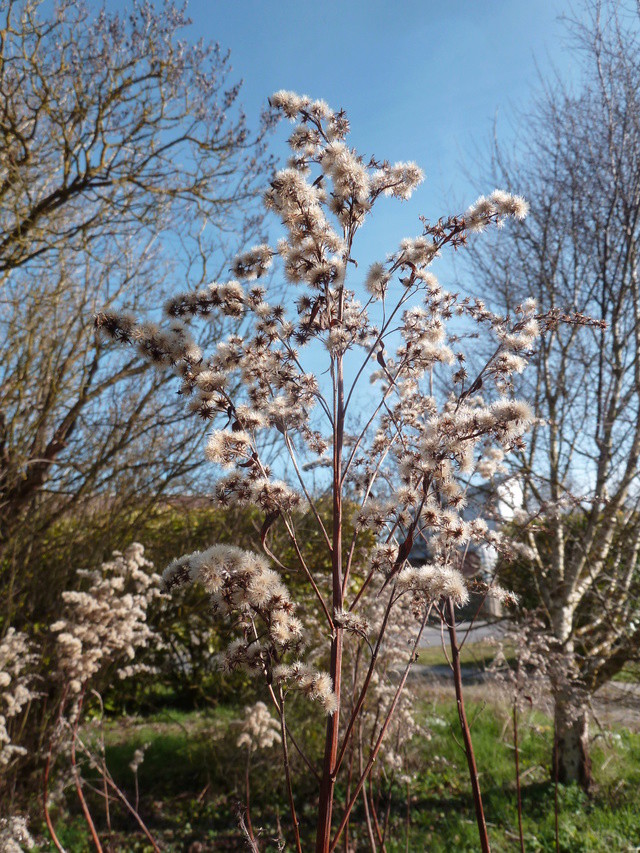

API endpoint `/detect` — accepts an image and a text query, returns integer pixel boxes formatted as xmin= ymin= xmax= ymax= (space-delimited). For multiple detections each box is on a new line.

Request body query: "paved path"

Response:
xmin=420 ymin=619 xmax=507 ymax=648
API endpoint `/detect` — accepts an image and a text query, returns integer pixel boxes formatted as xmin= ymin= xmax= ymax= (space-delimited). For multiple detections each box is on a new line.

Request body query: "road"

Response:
xmin=420 ymin=619 xmax=507 ymax=648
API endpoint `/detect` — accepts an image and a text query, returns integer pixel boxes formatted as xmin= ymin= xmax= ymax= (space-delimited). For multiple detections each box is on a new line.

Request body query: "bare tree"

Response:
xmin=468 ymin=0 xmax=640 ymax=789
xmin=0 ymin=0 xmax=271 ymax=624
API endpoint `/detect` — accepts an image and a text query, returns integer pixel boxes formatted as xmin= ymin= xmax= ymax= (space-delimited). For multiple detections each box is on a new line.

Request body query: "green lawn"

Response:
xmin=35 ymin=685 xmax=640 ymax=852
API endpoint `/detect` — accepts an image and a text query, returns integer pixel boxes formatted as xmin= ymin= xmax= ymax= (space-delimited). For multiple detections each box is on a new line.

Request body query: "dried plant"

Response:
xmin=0 ymin=629 xmax=39 ymax=772
xmin=51 ymin=543 xmax=163 ymax=701
xmin=0 ymin=815 xmax=35 ymax=852
xmin=42 ymin=544 xmax=164 ymax=852
xmin=491 ymin=617 xmax=553 ymax=852
xmin=98 ymin=90 xmax=579 ymax=851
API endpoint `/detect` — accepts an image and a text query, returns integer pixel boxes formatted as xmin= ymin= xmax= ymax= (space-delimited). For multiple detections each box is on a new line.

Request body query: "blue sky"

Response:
xmin=169 ymin=0 xmax=582 ymax=415
xmin=184 ymin=0 xmax=576 ymax=271
xmin=99 ymin=0 xmax=581 ymax=282
xmin=95 ymin=1 xmax=586 ymax=472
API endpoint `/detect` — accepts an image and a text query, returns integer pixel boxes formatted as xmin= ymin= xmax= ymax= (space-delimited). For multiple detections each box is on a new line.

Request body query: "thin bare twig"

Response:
xmin=446 ymin=598 xmax=491 ymax=853
xmin=70 ymin=692 xmax=103 ymax=852
xmin=278 ymin=687 xmax=303 ymax=853
xmin=329 ymin=606 xmax=429 ymax=852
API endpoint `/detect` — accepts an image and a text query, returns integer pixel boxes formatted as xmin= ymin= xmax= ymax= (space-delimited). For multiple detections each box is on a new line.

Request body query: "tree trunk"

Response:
xmin=553 ymin=698 xmax=591 ymax=791
xmin=549 ymin=607 xmax=592 ymax=792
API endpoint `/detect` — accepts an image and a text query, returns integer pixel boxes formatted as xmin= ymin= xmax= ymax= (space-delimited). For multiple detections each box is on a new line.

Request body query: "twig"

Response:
xmin=446 ymin=598 xmax=491 ymax=853
xmin=380 ymin=770 xmax=394 ymax=847
xmin=70 ymin=693 xmax=103 ymax=852
xmin=244 ymin=747 xmax=257 ymax=847
xmin=279 ymin=688 xmax=303 ymax=853
xmin=405 ymin=777 xmax=411 ymax=853
xmin=334 ymin=586 xmax=398 ymax=776
xmin=267 ymin=683 xmax=320 ymax=781
xmin=237 ymin=799 xmax=261 ymax=853
xmin=91 ymin=693 xmax=112 ymax=840
xmin=43 ymin=739 xmax=66 ymax=853
xmin=73 ymin=729 xmax=162 ymax=853
xmin=359 ymin=722 xmax=377 ymax=853
xmin=368 ymin=775 xmax=386 ymax=851
xmin=554 ymin=731 xmax=560 ymax=853
xmin=329 ymin=607 xmax=429 ymax=851
xmin=102 ymin=772 xmax=162 ymax=853
xmin=513 ymin=702 xmax=526 ymax=853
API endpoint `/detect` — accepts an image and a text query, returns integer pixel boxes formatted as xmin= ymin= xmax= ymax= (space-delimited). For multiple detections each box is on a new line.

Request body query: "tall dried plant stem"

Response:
xmin=329 ymin=607 xmax=429 ymax=852
xmin=380 ymin=772 xmax=394 ymax=846
xmin=405 ymin=778 xmax=411 ymax=853
xmin=71 ymin=719 xmax=162 ymax=853
xmin=368 ymin=775 xmax=386 ymax=850
xmin=343 ymin=741 xmax=355 ymax=852
xmin=334 ymin=591 xmax=396 ymax=776
xmin=359 ymin=723 xmax=377 ymax=853
xmin=446 ymin=597 xmax=490 ymax=853
xmin=43 ymin=687 xmax=69 ymax=853
xmin=43 ymin=743 xmax=66 ymax=853
xmin=279 ymin=689 xmax=303 ymax=853
xmin=513 ymin=702 xmax=525 ymax=853
xmin=554 ymin=731 xmax=560 ymax=853
xmin=316 ymin=348 xmax=346 ymax=853
xmin=244 ymin=748 xmax=257 ymax=847
xmin=70 ymin=693 xmax=103 ymax=852
xmin=100 ymin=769 xmax=161 ymax=852
xmin=89 ymin=692 xmax=113 ymax=841
xmin=267 ymin=682 xmax=320 ymax=780
xmin=98 ymin=729 xmax=112 ymax=838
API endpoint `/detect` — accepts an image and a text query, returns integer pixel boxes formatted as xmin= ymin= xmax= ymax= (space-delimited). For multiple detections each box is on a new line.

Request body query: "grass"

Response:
xmin=34 ymin=684 xmax=640 ymax=852
xmin=402 ymin=698 xmax=640 ymax=852
xmin=612 ymin=662 xmax=640 ymax=684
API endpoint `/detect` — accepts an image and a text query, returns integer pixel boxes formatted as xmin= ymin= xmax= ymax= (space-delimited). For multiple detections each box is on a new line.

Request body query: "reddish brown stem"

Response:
xmin=554 ymin=731 xmax=560 ymax=853
xmin=329 ymin=608 xmax=429 ymax=852
xmin=316 ymin=341 xmax=346 ymax=853
xmin=343 ymin=737 xmax=355 ymax=853
xmin=359 ymin=723 xmax=377 ymax=853
xmin=316 ymin=628 xmax=344 ymax=852
xmin=72 ymin=719 xmax=162 ymax=853
xmin=279 ymin=689 xmax=303 ymax=853
xmin=43 ymin=686 xmax=69 ymax=853
xmin=334 ymin=588 xmax=396 ymax=776
xmin=381 ymin=772 xmax=394 ymax=847
xmin=405 ymin=778 xmax=411 ymax=853
xmin=348 ymin=565 xmax=377 ymax=612
xmin=446 ymin=598 xmax=490 ymax=853
xmin=43 ymin=741 xmax=66 ymax=853
xmin=368 ymin=775 xmax=386 ymax=851
xmin=101 ymin=771 xmax=161 ymax=852
xmin=287 ymin=526 xmax=334 ymax=627
xmin=70 ymin=694 xmax=103 ymax=852
xmin=267 ymin=683 xmax=320 ymax=781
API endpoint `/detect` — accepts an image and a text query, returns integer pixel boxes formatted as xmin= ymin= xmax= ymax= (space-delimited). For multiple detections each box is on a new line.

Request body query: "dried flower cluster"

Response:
xmin=128 ymin=743 xmax=150 ymax=775
xmin=98 ymin=94 xmax=536 ymax=613
xmin=236 ymin=701 xmax=282 ymax=752
xmin=0 ymin=816 xmax=35 ymax=852
xmin=97 ymin=91 xmax=539 ymax=847
xmin=0 ymin=629 xmax=38 ymax=769
xmin=163 ymin=544 xmax=338 ymax=712
xmin=51 ymin=543 xmax=163 ymax=696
